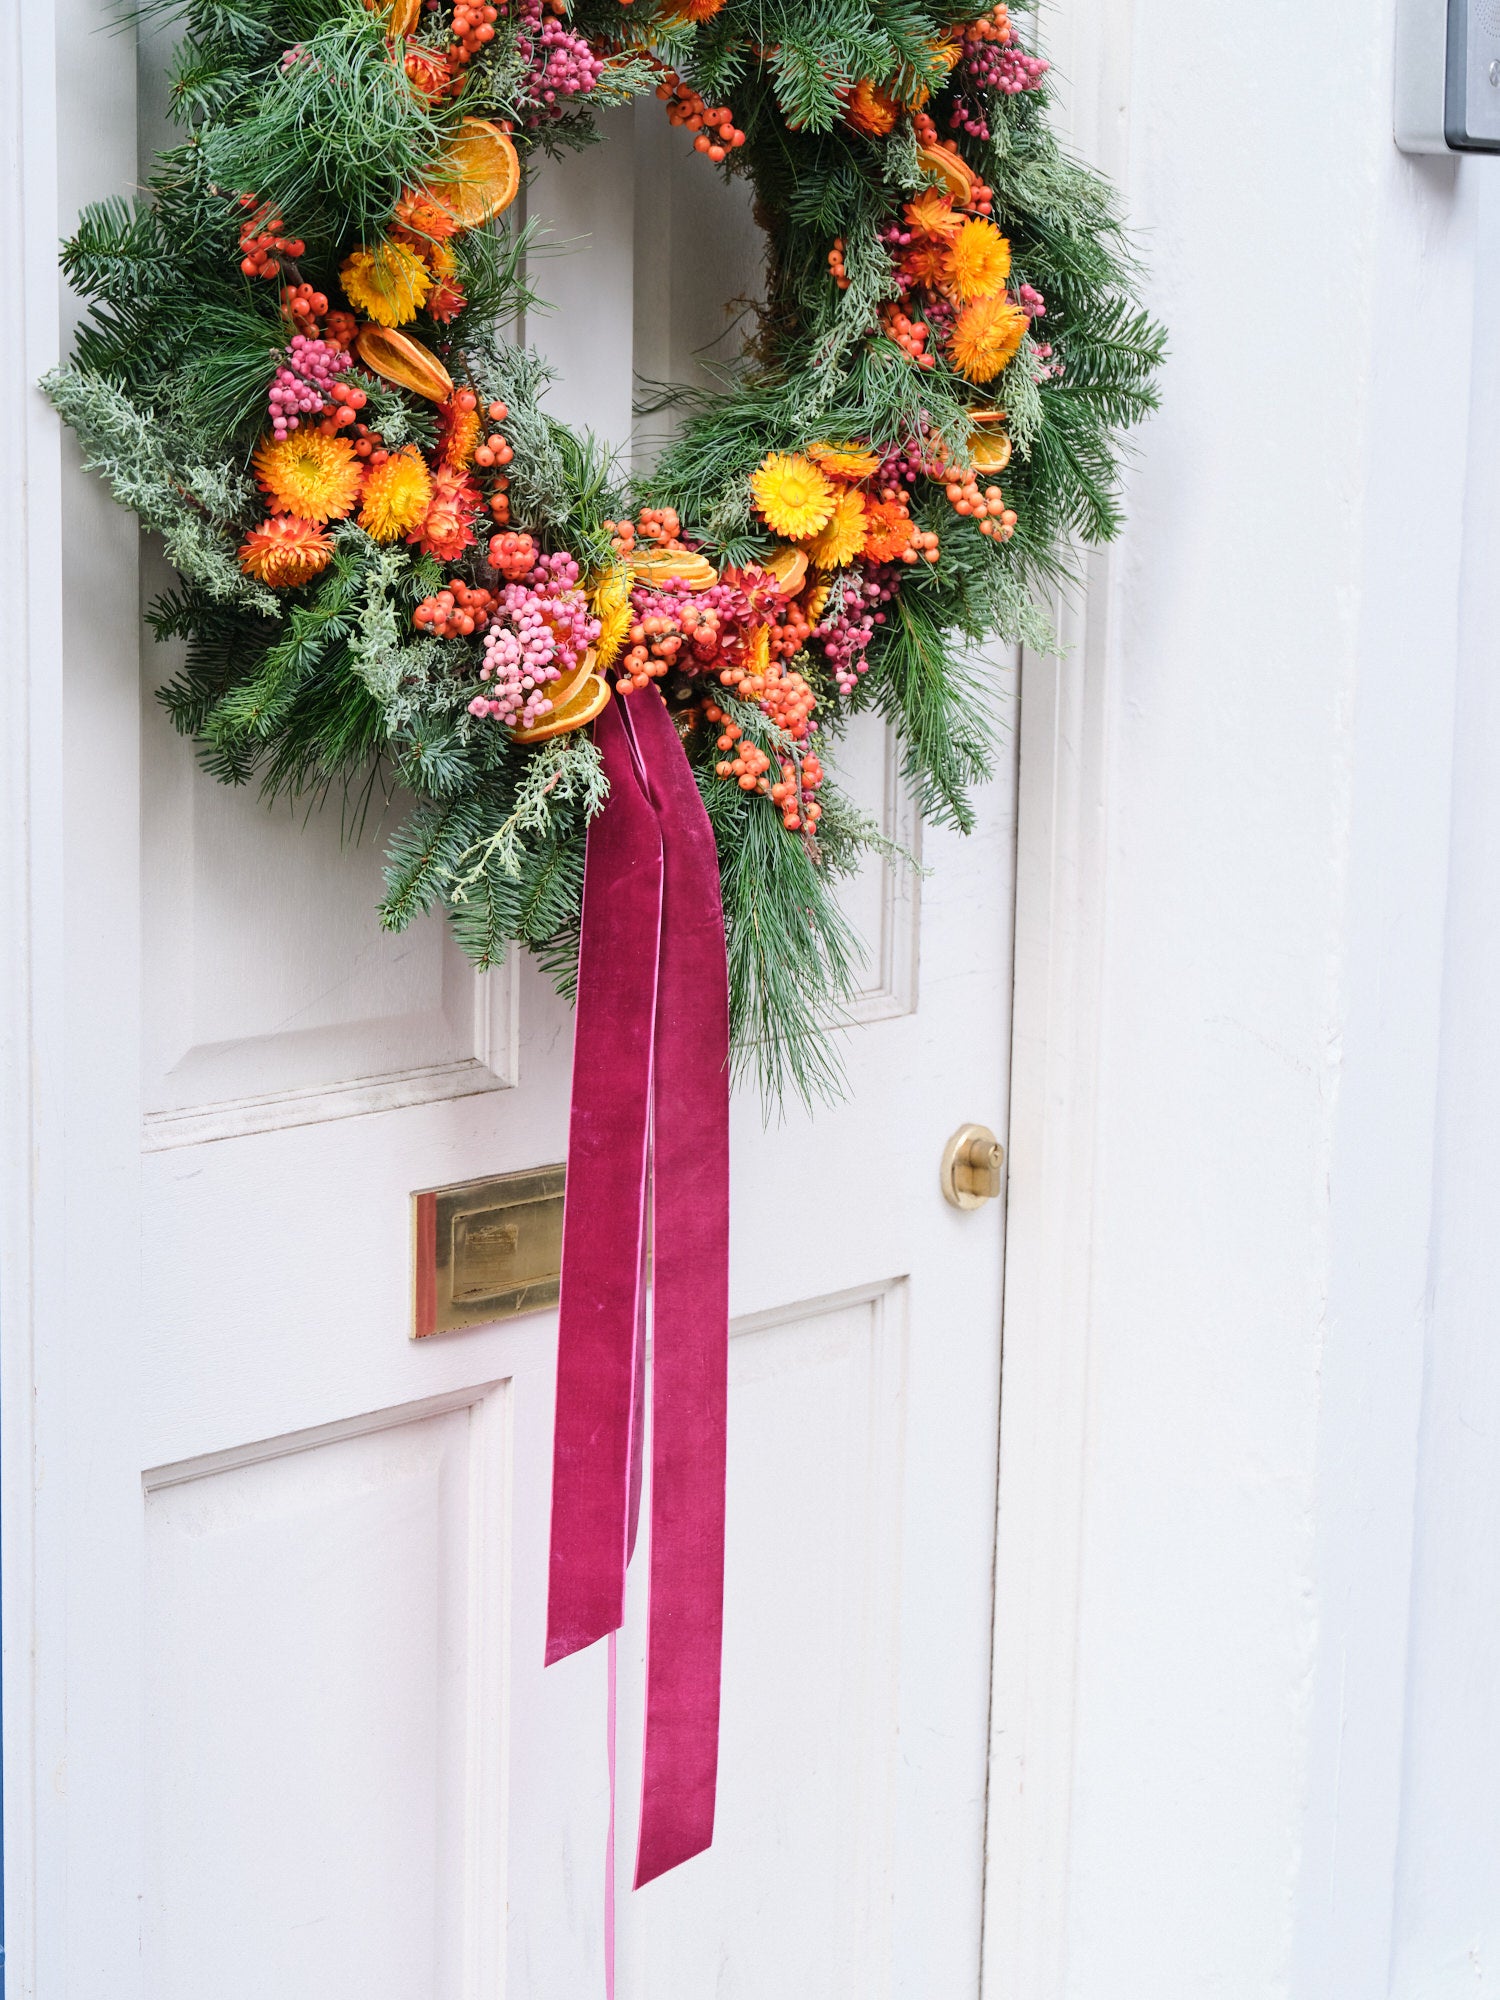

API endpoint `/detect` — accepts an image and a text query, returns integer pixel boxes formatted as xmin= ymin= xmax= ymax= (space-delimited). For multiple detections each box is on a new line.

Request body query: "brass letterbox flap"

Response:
xmin=412 ymin=1163 xmax=566 ymax=1337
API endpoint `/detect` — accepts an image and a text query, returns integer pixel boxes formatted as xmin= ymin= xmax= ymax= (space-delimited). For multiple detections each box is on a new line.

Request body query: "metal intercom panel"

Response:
xmin=1397 ymin=0 xmax=1500 ymax=151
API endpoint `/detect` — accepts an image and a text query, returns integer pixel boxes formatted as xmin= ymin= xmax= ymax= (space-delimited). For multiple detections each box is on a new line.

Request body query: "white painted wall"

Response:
xmin=1026 ymin=1 xmax=1500 ymax=1993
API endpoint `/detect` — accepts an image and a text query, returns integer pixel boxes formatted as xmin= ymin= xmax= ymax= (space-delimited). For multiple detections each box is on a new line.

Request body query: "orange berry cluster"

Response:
xmin=350 ymin=426 xmax=390 ymax=465
xmin=908 ymin=525 xmax=942 ymax=563
xmin=617 ymin=605 xmax=698 ymax=689
xmin=771 ymin=754 xmax=824 ymax=831
xmin=704 ymin=701 xmax=825 ymax=832
xmin=882 ymin=306 xmax=935 ymax=369
xmin=768 ymin=595 xmax=812 ymax=661
xmin=237 ymin=196 xmax=304 ymax=279
xmin=317 ymin=378 xmax=368 ymax=436
xmin=604 ymin=507 xmax=682 ymax=559
xmin=280 ymin=281 xmax=329 ymax=333
xmin=413 ymin=580 xmax=496 ymax=637
xmin=709 ymin=717 xmax=770 ymax=790
xmin=943 ymin=472 xmax=1017 ymax=538
xmin=451 ymin=0 xmax=497 ymax=62
xmin=656 ymin=73 xmax=746 ymax=162
xmin=828 ymin=237 xmax=850 ymax=290
xmin=444 ymin=391 xmax=513 ymax=522
xmin=487 ymin=530 xmax=538 ymax=579
xmin=473 ymin=426 xmax=513 ymax=470
xmin=969 ymin=5 xmax=1014 ymax=43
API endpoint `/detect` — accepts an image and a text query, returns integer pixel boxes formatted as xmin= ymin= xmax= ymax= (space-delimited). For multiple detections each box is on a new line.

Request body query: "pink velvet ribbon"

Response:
xmin=547 ymin=684 xmax=730 ymax=1911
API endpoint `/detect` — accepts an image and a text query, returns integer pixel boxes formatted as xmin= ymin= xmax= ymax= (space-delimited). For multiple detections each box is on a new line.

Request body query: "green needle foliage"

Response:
xmin=46 ymin=0 xmax=1162 ymax=1110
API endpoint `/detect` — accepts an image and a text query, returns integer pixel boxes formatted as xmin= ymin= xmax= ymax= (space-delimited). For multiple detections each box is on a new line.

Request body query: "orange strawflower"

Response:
xmin=860 ymin=497 xmax=916 ymax=563
xmin=945 ymin=218 xmax=1013 ymax=303
xmin=238 ymin=515 xmax=333 ymax=588
xmin=438 ymin=396 xmax=482 ymax=468
xmin=253 ymin=429 xmax=363 ymax=523
xmin=393 ymin=188 xmax=461 ymax=245
xmin=809 ymin=441 xmax=882 ymax=480
xmin=844 ymin=77 xmax=900 ymax=136
xmin=426 ymin=276 xmax=467 ymax=324
xmin=948 ymin=294 xmax=1029 ymax=382
xmin=409 ymin=464 xmax=481 ymax=561
xmin=905 ymin=189 xmax=962 ymax=240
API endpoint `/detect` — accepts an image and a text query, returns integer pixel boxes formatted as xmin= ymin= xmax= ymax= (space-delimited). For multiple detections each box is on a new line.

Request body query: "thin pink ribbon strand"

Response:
xmin=547 ymin=684 xmax=730 ymax=1906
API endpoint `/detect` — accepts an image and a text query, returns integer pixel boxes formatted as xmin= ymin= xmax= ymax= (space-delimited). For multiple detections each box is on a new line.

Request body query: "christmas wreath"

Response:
xmin=48 ymin=0 xmax=1163 ymax=1104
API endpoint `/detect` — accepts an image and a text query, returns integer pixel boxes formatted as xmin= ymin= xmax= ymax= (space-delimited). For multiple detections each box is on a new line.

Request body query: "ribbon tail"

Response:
xmin=547 ymin=697 xmax=664 ymax=1665
xmin=626 ymin=687 xmax=731 ymax=1887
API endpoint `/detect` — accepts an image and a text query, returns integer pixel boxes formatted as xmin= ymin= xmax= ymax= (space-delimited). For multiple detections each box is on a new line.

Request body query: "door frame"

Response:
xmin=981 ymin=4 xmax=1139 ymax=1992
xmin=0 ymin=5 xmax=1130 ymax=1993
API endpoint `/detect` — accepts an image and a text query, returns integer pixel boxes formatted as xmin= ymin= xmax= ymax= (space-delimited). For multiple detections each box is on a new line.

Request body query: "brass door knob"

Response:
xmin=940 ymin=1124 xmax=1004 ymax=1209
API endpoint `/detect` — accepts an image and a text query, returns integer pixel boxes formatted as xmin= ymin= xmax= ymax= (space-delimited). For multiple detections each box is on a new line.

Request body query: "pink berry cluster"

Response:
xmin=507 ymin=0 xmax=603 ymax=126
xmin=267 ymin=335 xmax=353 ymax=439
xmin=468 ymin=550 xmax=599 ymax=728
xmin=813 ymin=566 xmax=898 ymax=695
xmin=949 ymin=33 xmax=1048 ymax=139
xmin=877 ymin=427 xmax=949 ymax=492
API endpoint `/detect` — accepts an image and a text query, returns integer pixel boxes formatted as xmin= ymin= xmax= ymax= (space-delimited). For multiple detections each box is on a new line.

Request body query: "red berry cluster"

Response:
xmin=656 ymin=73 xmax=746 ymax=162
xmin=237 ymin=196 xmax=304 ymax=279
xmin=413 ymin=580 xmax=497 ymax=637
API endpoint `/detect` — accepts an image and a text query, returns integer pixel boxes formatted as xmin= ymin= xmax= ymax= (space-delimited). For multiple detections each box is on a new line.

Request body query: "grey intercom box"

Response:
xmin=1396 ymin=0 xmax=1500 ymax=151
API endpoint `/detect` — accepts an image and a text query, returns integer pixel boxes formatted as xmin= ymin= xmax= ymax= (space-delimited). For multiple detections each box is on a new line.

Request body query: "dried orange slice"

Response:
xmin=762 ymin=545 xmax=808 ymax=597
xmin=510 ymin=673 xmax=611 ymax=744
xmin=354 ymin=325 xmax=454 ymax=401
xmin=364 ymin=0 xmax=420 ymax=35
xmin=427 ymin=120 xmax=522 ymax=229
xmin=631 ymin=546 xmax=717 ymax=591
xmin=917 ymin=142 xmax=976 ymax=202
xmin=969 ymin=430 xmax=1012 ymax=473
xmin=542 ymin=648 xmax=598 ymax=716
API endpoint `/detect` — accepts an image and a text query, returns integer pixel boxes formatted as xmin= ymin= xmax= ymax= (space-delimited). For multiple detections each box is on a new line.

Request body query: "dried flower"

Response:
xmin=948 ymin=294 xmax=1029 ymax=382
xmin=252 ymin=429 xmax=362 ymax=523
xmin=749 ymin=453 xmax=837 ymax=540
xmin=358 ymin=446 xmax=433 ymax=543
xmin=238 ymin=514 xmax=333 ymax=587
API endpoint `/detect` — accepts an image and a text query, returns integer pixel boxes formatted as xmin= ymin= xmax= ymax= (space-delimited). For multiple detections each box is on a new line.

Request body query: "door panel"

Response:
xmin=144 ymin=1392 xmax=509 ymax=2000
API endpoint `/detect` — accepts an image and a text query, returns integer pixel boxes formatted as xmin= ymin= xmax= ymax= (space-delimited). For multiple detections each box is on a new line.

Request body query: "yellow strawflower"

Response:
xmin=804 ymin=488 xmax=868 ymax=569
xmin=340 ymin=242 xmax=433 ymax=328
xmin=590 ymin=564 xmax=634 ymax=671
xmin=749 ymin=453 xmax=837 ymax=540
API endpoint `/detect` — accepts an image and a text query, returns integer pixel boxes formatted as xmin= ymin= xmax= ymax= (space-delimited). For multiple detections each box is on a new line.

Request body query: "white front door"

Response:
xmin=4 ymin=18 xmax=1017 ymax=1994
